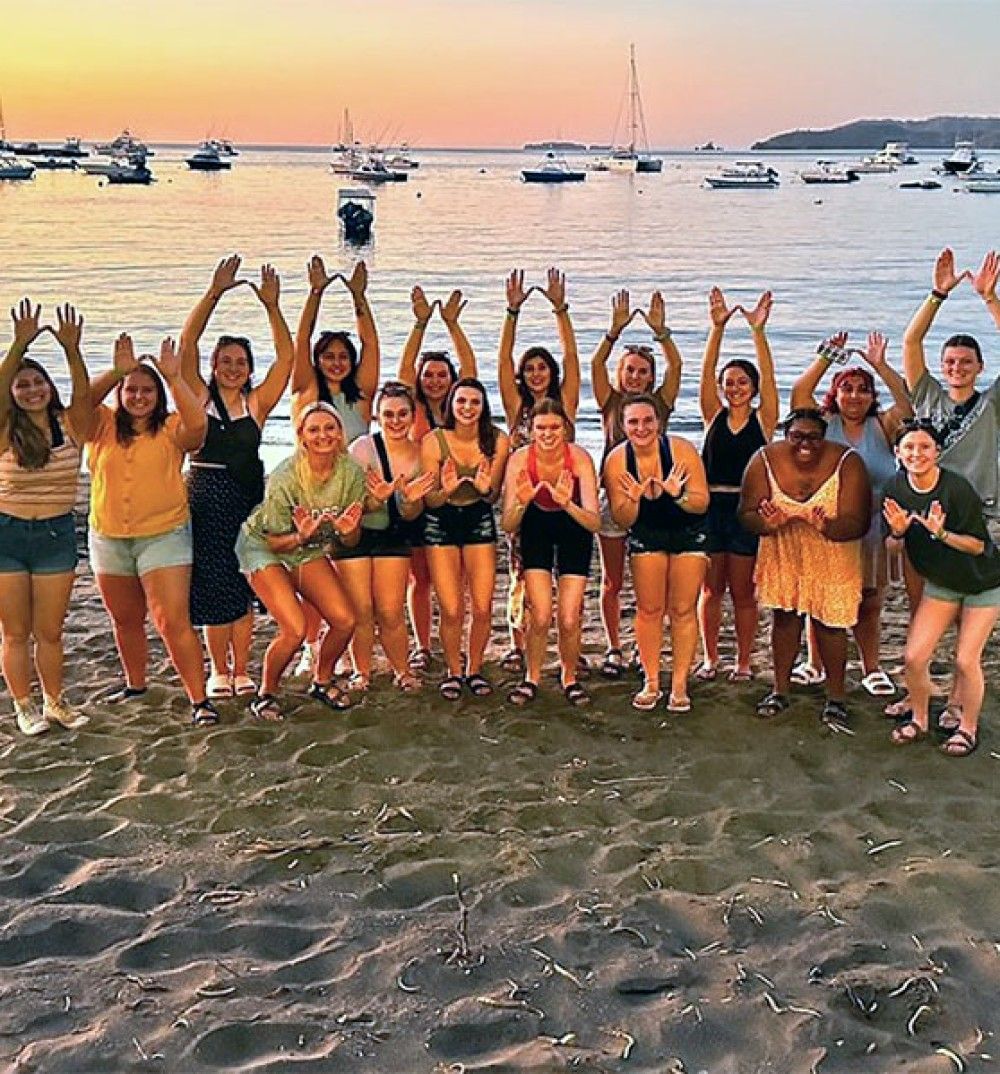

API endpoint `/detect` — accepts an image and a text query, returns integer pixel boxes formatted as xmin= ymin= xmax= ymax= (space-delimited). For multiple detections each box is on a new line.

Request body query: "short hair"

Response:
xmin=894 ymin=417 xmax=944 ymax=447
xmin=782 ymin=407 xmax=827 ymax=436
xmin=941 ymin=333 xmax=983 ymax=366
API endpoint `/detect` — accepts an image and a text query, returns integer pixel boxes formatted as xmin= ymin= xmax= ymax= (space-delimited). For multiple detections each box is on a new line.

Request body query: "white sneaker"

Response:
xmin=15 ymin=700 xmax=50 ymax=736
xmin=42 ymin=695 xmax=90 ymax=730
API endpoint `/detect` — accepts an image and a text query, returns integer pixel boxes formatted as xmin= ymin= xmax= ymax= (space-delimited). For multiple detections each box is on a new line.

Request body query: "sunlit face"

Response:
xmin=378 ymin=396 xmax=415 ymax=440
xmin=419 ymin=359 xmax=453 ymax=403
xmin=451 ymin=386 xmax=484 ymax=427
xmin=531 ymin=413 xmax=567 ymax=451
xmin=785 ymin=418 xmax=825 ymax=466
xmin=212 ymin=342 xmax=251 ymax=391
xmin=10 ymin=367 xmax=52 ymax=413
xmin=318 ymin=340 xmax=353 ymax=383
xmin=521 ymin=357 xmax=552 ymax=397
xmin=834 ymin=373 xmax=874 ymax=420
xmin=618 ymin=353 xmax=654 ymax=394
xmin=720 ymin=366 xmax=756 ymax=408
xmin=121 ymin=369 xmax=160 ymax=420
xmin=622 ymin=402 xmax=659 ymax=447
xmin=895 ymin=429 xmax=940 ymax=478
xmin=940 ymin=345 xmax=982 ymax=391
xmin=299 ymin=411 xmax=344 ymax=455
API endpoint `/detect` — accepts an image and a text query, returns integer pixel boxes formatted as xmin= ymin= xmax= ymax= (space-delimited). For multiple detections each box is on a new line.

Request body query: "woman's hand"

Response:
xmin=292 ymin=505 xmax=323 ymax=543
xmin=972 ymin=250 xmax=1000 ymax=302
xmin=609 ymin=289 xmax=632 ymax=337
xmin=860 ymin=330 xmax=888 ymax=370
xmin=708 ymin=286 xmax=739 ymax=328
xmin=345 ymin=260 xmax=368 ymax=301
xmin=933 ymin=247 xmax=970 ymax=295
xmin=332 ymin=501 xmax=364 ymax=536
xmin=208 ymin=254 xmax=245 ymax=298
xmin=439 ymin=457 xmax=461 ymax=497
xmin=472 ymin=457 xmax=492 ymax=496
xmin=757 ymin=498 xmax=789 ymax=531
xmin=411 ymin=285 xmax=434 ymax=324
xmin=515 ymin=466 xmax=539 ymax=505
xmin=915 ymin=499 xmax=948 ymax=539
xmin=550 ymin=468 xmax=574 ymax=508
xmin=644 ymin=290 xmax=668 ymax=335
xmin=882 ymin=497 xmax=912 ymax=537
xmin=440 ymin=289 xmax=467 ymax=325
xmin=307 ymin=254 xmax=340 ymax=294
xmin=541 ymin=266 xmax=567 ymax=309
xmin=52 ymin=303 xmax=83 ymax=351
xmin=10 ymin=298 xmax=42 ymax=348
xmin=617 ymin=470 xmax=645 ymax=504
xmin=153 ymin=337 xmax=181 ymax=384
xmin=365 ymin=467 xmax=398 ymax=504
xmin=251 ymin=263 xmax=281 ymax=309
xmin=742 ymin=290 xmax=773 ymax=330
xmin=401 ymin=470 xmax=436 ymax=504
xmin=662 ymin=462 xmax=689 ymax=499
xmin=113 ymin=332 xmax=140 ymax=377
xmin=505 ymin=269 xmax=529 ymax=312
xmin=808 ymin=503 xmax=829 ymax=532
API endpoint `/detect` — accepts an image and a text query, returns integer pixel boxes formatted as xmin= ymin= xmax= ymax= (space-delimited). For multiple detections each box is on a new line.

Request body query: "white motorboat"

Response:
xmin=595 ymin=45 xmax=661 ymax=174
xmin=942 ymin=139 xmax=978 ymax=174
xmin=850 ymin=154 xmax=897 ymax=174
xmin=103 ymin=157 xmax=154 ymax=185
xmin=350 ymin=153 xmax=408 ymax=183
xmin=879 ymin=141 xmax=917 ymax=165
xmin=0 ymin=155 xmax=34 ymax=180
xmin=385 ymin=145 xmax=419 ymax=170
xmin=95 ymin=129 xmax=154 ymax=158
xmin=521 ymin=153 xmax=587 ymax=183
xmin=186 ymin=142 xmax=232 ymax=171
xmin=81 ymin=151 xmax=146 ymax=176
xmin=211 ymin=139 xmax=238 ymax=156
xmin=799 ymin=160 xmax=859 ymax=184
xmin=965 ymin=170 xmax=1000 ymax=193
xmin=704 ymin=161 xmax=779 ymax=189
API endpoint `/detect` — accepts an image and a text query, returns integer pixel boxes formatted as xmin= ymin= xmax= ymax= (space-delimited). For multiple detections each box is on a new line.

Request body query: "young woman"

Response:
xmin=420 ymin=377 xmax=509 ymax=700
xmin=498 ymin=268 xmax=580 ymax=673
xmin=346 ymin=382 xmax=436 ymax=693
xmin=591 ymin=288 xmax=681 ymax=679
xmin=86 ymin=336 xmax=215 ymax=725
xmin=884 ymin=420 xmax=1000 ymax=756
xmin=396 ymin=285 xmax=478 ymax=672
xmin=738 ymin=409 xmax=871 ymax=726
xmin=501 ymin=399 xmax=600 ymax=707
xmin=179 ymin=256 xmax=294 ymax=699
xmin=790 ymin=330 xmax=912 ymax=695
xmin=236 ymin=402 xmax=364 ymax=720
xmin=603 ymin=395 xmax=710 ymax=713
xmin=697 ymin=288 xmax=779 ymax=682
xmin=0 ymin=300 xmax=96 ymax=734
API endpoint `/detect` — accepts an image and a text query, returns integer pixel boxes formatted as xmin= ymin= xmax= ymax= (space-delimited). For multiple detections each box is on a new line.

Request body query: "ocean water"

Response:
xmin=3 ymin=145 xmax=1000 ymax=463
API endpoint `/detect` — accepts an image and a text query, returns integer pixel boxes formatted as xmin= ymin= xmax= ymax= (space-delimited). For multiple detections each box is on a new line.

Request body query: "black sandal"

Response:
xmin=439 ymin=675 xmax=464 ymax=701
xmin=940 ymin=728 xmax=978 ymax=757
xmin=465 ymin=673 xmax=493 ymax=698
xmin=563 ymin=682 xmax=591 ymax=708
xmin=191 ymin=699 xmax=221 ymax=727
xmin=755 ymin=692 xmax=790 ymax=719
xmin=500 ymin=649 xmax=525 ymax=673
xmin=507 ymin=680 xmax=538 ymax=706
xmin=820 ymin=699 xmax=850 ymax=728
xmin=308 ymin=681 xmax=352 ymax=711
xmin=250 ymin=693 xmax=284 ymax=722
xmin=600 ymin=648 xmax=625 ymax=679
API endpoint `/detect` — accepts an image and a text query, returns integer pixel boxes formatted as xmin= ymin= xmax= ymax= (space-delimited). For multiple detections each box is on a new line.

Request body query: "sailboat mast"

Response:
xmin=628 ymin=44 xmax=638 ymax=154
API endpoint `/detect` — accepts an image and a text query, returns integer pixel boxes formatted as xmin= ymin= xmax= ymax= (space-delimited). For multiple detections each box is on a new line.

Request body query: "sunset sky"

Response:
xmin=2 ymin=0 xmax=995 ymax=149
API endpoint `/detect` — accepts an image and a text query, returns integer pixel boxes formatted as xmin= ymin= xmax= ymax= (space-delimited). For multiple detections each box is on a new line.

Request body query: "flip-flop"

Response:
xmin=940 ymin=728 xmax=978 ymax=757
xmin=728 ymin=668 xmax=754 ymax=683
xmin=790 ymin=662 xmax=825 ymax=686
xmin=632 ymin=686 xmax=663 ymax=711
xmin=891 ymin=718 xmax=928 ymax=745
xmin=694 ymin=664 xmax=718 ymax=682
xmin=860 ymin=670 xmax=896 ymax=697
xmin=667 ymin=694 xmax=692 ymax=714
xmin=755 ymin=692 xmax=790 ymax=719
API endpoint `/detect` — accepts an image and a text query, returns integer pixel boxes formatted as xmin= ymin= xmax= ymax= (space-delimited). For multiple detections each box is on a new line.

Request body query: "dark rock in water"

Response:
xmin=614 ymin=974 xmax=678 ymax=994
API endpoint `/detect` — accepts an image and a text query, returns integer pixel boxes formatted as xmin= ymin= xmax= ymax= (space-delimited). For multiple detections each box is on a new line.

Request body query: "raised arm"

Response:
xmin=51 ymin=303 xmax=97 ymax=442
xmin=248 ymin=264 xmax=294 ymax=421
xmin=699 ymin=286 xmax=736 ymax=425
xmin=972 ymin=250 xmax=1000 ymax=333
xmin=179 ymin=254 xmax=246 ymax=397
xmin=541 ymin=267 xmax=579 ymax=419
xmin=645 ymin=290 xmax=682 ymax=415
xmin=790 ymin=333 xmax=841 ymax=411
xmin=440 ymin=289 xmax=478 ymax=378
xmin=155 ymin=338 xmax=207 ymax=452
xmin=0 ymin=299 xmax=43 ymax=432
xmin=860 ymin=331 xmax=912 ymax=441
xmin=293 ymin=255 xmax=339 ymax=396
xmin=743 ymin=291 xmax=779 ymax=438
xmin=903 ymin=248 xmax=969 ymax=391
xmin=591 ymin=289 xmax=631 ymax=408
xmin=499 ymin=269 xmax=529 ymax=426
xmin=398 ymin=285 xmax=435 ymax=387
xmin=345 ymin=260 xmax=380 ymax=402
xmin=89 ymin=333 xmax=139 ymax=406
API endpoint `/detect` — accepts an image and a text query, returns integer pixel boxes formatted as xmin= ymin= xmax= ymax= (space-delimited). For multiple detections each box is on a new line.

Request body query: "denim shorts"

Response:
xmin=703 ymin=492 xmax=759 ymax=557
xmin=0 ymin=512 xmax=77 ymax=575
xmin=89 ymin=522 xmax=193 ymax=577
xmin=924 ymin=579 xmax=1000 ymax=608
xmin=423 ymin=501 xmax=497 ymax=548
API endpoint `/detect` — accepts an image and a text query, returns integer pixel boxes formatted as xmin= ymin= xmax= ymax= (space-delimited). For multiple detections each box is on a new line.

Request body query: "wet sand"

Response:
xmin=1 ymin=505 xmax=998 ymax=1073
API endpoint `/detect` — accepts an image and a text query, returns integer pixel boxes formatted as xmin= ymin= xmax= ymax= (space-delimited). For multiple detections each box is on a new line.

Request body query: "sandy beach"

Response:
xmin=0 ymin=486 xmax=998 ymax=1074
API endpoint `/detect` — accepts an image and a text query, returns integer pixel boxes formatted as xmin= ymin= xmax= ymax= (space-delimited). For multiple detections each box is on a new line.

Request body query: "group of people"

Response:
xmin=2 ymin=249 xmax=998 ymax=758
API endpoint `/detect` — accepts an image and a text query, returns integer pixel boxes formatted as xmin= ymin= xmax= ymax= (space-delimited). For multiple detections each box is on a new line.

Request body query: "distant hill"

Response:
xmin=753 ymin=116 xmax=1000 ymax=151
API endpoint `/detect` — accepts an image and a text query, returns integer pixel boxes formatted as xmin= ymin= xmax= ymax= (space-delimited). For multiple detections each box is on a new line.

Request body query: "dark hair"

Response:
xmin=414 ymin=350 xmax=459 ymax=416
xmin=375 ymin=379 xmax=416 ymax=413
xmin=6 ymin=359 xmax=65 ymax=470
xmin=894 ymin=417 xmax=944 ymax=447
xmin=719 ymin=358 xmax=761 ymax=396
xmin=529 ymin=397 xmax=570 ymax=427
xmin=621 ymin=392 xmax=665 ymax=431
xmin=313 ymin=330 xmax=362 ymax=405
xmin=782 ymin=407 xmax=827 ymax=436
xmin=115 ymin=362 xmax=169 ymax=445
xmin=941 ymin=333 xmax=983 ymax=366
xmin=443 ymin=376 xmax=498 ymax=457
xmin=821 ymin=366 xmax=879 ymax=418
xmin=516 ymin=345 xmax=561 ymax=413
xmin=211 ymin=334 xmax=255 ymax=396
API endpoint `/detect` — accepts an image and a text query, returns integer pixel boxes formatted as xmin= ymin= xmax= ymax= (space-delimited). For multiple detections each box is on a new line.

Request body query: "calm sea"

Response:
xmin=3 ymin=145 xmax=999 ymax=462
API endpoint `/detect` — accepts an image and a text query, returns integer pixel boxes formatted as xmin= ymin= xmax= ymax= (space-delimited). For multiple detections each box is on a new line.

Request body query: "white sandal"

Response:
xmin=860 ymin=669 xmax=896 ymax=697
xmin=206 ymin=672 xmax=234 ymax=699
xmin=632 ymin=685 xmax=663 ymax=712
xmin=790 ymin=662 xmax=825 ymax=686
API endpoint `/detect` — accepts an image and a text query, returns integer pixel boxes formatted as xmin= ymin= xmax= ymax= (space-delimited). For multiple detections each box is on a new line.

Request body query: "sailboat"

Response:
xmin=330 ymin=108 xmax=363 ymax=174
xmin=597 ymin=45 xmax=662 ymax=174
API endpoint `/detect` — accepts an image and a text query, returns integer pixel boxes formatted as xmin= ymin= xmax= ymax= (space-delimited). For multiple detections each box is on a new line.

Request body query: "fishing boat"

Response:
xmin=850 ymin=154 xmax=897 ymax=174
xmin=899 ymin=178 xmax=942 ymax=190
xmin=27 ymin=156 xmax=78 ymax=170
xmin=13 ymin=136 xmax=86 ymax=159
xmin=350 ymin=152 xmax=408 ymax=183
xmin=941 ymin=139 xmax=978 ymax=175
xmin=966 ymin=171 xmax=1000 ymax=193
xmin=0 ymin=155 xmax=34 ymax=181
xmin=704 ymin=161 xmax=779 ymax=189
xmin=594 ymin=44 xmax=661 ymax=174
xmin=799 ymin=160 xmax=859 ymax=184
xmin=186 ymin=142 xmax=232 ymax=171
xmin=103 ymin=157 xmax=154 ymax=185
xmin=521 ymin=153 xmax=587 ymax=183
xmin=95 ymin=129 xmax=154 ymax=157
xmin=879 ymin=141 xmax=917 ymax=166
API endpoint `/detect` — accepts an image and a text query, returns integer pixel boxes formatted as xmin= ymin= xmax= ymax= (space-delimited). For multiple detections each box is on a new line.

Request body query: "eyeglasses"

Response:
xmin=786 ymin=430 xmax=823 ymax=444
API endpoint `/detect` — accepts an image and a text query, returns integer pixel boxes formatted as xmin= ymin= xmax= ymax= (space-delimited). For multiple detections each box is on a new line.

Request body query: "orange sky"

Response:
xmin=2 ymin=0 xmax=995 ymax=148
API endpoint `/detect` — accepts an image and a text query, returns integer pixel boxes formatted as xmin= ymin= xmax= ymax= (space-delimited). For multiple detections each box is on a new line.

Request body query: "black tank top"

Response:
xmin=702 ymin=409 xmax=766 ymax=487
xmin=192 ymin=386 xmax=264 ymax=498
xmin=626 ymin=435 xmax=688 ymax=530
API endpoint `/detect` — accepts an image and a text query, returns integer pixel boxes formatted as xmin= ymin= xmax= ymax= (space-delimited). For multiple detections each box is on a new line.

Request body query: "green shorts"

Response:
xmin=924 ymin=579 xmax=1000 ymax=608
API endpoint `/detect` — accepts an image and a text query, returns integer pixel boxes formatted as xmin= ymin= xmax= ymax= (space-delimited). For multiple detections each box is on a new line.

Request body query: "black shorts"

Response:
xmin=331 ymin=527 xmax=411 ymax=561
xmin=520 ymin=504 xmax=593 ymax=577
xmin=628 ymin=517 xmax=709 ymax=557
xmin=423 ymin=500 xmax=497 ymax=548
xmin=703 ymin=492 xmax=758 ymax=556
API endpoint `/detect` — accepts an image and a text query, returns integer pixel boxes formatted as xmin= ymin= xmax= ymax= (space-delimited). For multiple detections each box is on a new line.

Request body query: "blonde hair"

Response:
xmin=294 ymin=402 xmax=346 ymax=506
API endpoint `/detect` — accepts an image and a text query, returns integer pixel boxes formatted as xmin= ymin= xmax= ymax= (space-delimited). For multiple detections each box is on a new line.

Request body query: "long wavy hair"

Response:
xmin=313 ymin=331 xmax=362 ymax=405
xmin=115 ymin=363 xmax=169 ymax=446
xmin=821 ymin=367 xmax=879 ymax=419
xmin=443 ymin=377 xmax=498 ymax=457
xmin=516 ymin=345 xmax=561 ymax=413
xmin=6 ymin=359 xmax=65 ymax=470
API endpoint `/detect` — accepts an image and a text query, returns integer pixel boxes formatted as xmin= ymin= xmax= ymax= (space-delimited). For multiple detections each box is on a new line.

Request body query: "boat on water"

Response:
xmin=12 ymin=136 xmax=87 ymax=159
xmin=899 ymin=178 xmax=942 ymax=190
xmin=704 ymin=161 xmax=779 ymax=189
xmin=95 ymin=129 xmax=154 ymax=158
xmin=521 ymin=153 xmax=587 ymax=183
xmin=350 ymin=152 xmax=408 ymax=183
xmin=0 ymin=155 xmax=34 ymax=181
xmin=879 ymin=141 xmax=917 ymax=165
xmin=965 ymin=169 xmax=1000 ymax=193
xmin=799 ymin=160 xmax=859 ymax=184
xmin=594 ymin=44 xmax=661 ymax=174
xmin=27 ymin=156 xmax=78 ymax=170
xmin=103 ymin=157 xmax=153 ymax=185
xmin=186 ymin=142 xmax=232 ymax=171
xmin=210 ymin=139 xmax=238 ymax=156
xmin=941 ymin=139 xmax=978 ymax=174
xmin=385 ymin=145 xmax=419 ymax=170
xmin=850 ymin=154 xmax=897 ymax=174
